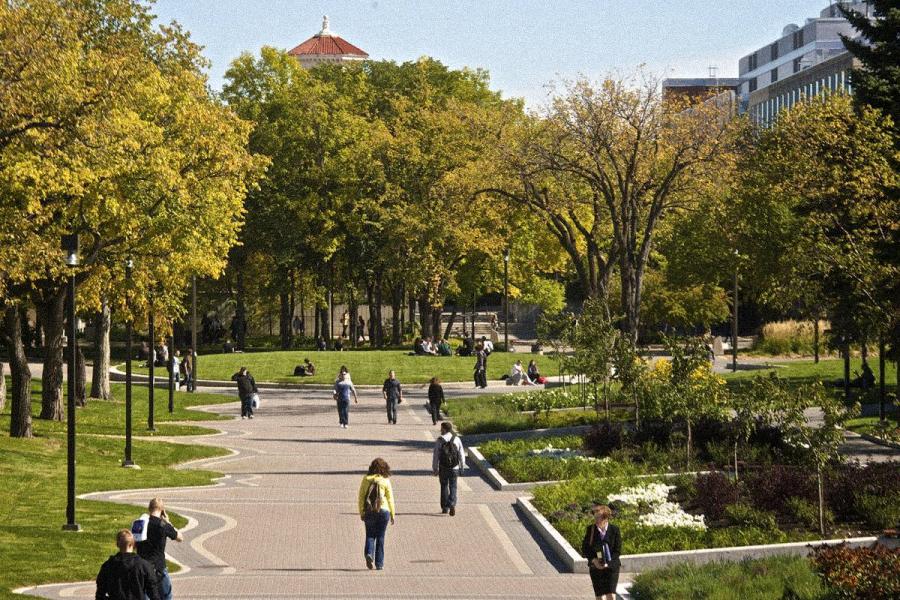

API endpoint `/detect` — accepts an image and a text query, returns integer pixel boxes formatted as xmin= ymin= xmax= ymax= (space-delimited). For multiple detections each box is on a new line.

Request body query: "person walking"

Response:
xmin=473 ymin=345 xmax=488 ymax=389
xmin=136 ymin=498 xmax=183 ymax=600
xmin=381 ymin=370 xmax=402 ymax=424
xmin=333 ymin=367 xmax=358 ymax=428
xmin=181 ymin=348 xmax=194 ymax=392
xmin=432 ymin=421 xmax=466 ymax=515
xmin=358 ymin=458 xmax=395 ymax=570
xmin=581 ymin=503 xmax=622 ymax=600
xmin=427 ymin=377 xmax=445 ymax=425
xmin=341 ymin=310 xmax=350 ymax=337
xmin=231 ymin=367 xmax=257 ymax=419
xmin=357 ymin=315 xmax=366 ymax=342
xmin=95 ymin=529 xmax=161 ymax=600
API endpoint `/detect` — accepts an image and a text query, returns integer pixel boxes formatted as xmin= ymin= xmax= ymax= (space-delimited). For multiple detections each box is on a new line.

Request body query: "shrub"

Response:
xmin=745 ymin=465 xmax=816 ymax=513
xmin=633 ymin=419 xmax=672 ymax=447
xmin=582 ymin=421 xmax=624 ymax=456
xmin=811 ymin=543 xmax=900 ymax=600
xmin=855 ymin=493 xmax=900 ymax=530
xmin=724 ymin=503 xmax=779 ymax=530
xmin=755 ymin=320 xmax=827 ymax=356
xmin=785 ymin=497 xmax=834 ymax=532
xmin=826 ymin=462 xmax=900 ymax=522
xmin=692 ymin=472 xmax=743 ymax=521
xmin=630 ymin=556 xmax=826 ymax=600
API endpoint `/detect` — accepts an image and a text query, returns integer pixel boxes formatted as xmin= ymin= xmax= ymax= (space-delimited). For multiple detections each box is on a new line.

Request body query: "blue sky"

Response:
xmin=153 ymin=0 xmax=833 ymax=107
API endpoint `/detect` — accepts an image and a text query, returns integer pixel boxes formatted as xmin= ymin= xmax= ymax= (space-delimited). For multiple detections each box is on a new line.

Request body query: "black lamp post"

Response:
xmin=61 ymin=234 xmax=80 ymax=531
xmin=167 ymin=330 xmax=175 ymax=414
xmin=191 ymin=275 xmax=197 ymax=392
xmin=503 ymin=247 xmax=510 ymax=351
xmin=147 ymin=291 xmax=155 ymax=432
xmin=732 ymin=249 xmax=739 ymax=373
xmin=123 ymin=258 xmax=137 ymax=468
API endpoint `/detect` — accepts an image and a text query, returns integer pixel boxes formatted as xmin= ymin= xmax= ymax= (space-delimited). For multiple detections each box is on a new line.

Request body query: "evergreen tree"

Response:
xmin=839 ymin=0 xmax=900 ymax=125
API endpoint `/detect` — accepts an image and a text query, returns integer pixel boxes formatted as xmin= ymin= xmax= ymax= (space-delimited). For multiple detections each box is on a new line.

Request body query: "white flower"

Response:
xmin=527 ymin=445 xmax=609 ymax=463
xmin=607 ymin=482 xmax=706 ymax=531
xmin=608 ymin=483 xmax=674 ymax=506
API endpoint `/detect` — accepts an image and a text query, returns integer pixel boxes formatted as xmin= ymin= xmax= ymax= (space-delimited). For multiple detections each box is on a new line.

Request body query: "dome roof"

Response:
xmin=287 ymin=16 xmax=368 ymax=59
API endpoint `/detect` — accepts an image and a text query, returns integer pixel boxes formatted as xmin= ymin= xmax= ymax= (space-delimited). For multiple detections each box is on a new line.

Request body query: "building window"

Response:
xmin=749 ymin=53 xmax=758 ymax=71
xmin=793 ymin=57 xmax=802 ymax=73
xmin=793 ymin=29 xmax=804 ymax=50
xmin=770 ymin=43 xmax=779 ymax=61
xmin=748 ymin=77 xmax=757 ymax=93
xmin=771 ymin=68 xmax=779 ymax=83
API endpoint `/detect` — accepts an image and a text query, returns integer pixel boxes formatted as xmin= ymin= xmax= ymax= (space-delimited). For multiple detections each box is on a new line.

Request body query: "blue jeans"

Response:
xmin=385 ymin=398 xmax=398 ymax=423
xmin=439 ymin=467 xmax=458 ymax=510
xmin=363 ymin=509 xmax=390 ymax=568
xmin=240 ymin=397 xmax=253 ymax=417
xmin=336 ymin=399 xmax=349 ymax=425
xmin=147 ymin=567 xmax=172 ymax=600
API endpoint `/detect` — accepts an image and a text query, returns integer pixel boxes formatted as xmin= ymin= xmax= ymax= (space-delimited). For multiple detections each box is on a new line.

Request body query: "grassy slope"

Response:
xmin=721 ymin=357 xmax=897 ymax=386
xmin=129 ymin=349 xmax=560 ymax=385
xmin=0 ymin=382 xmax=231 ymax=598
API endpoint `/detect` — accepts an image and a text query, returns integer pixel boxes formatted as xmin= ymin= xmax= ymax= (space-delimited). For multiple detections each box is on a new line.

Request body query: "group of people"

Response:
xmin=143 ymin=343 xmax=195 ymax=392
xmin=505 ymin=359 xmax=544 ymax=386
xmin=95 ymin=498 xmax=183 ymax=600
xmin=412 ymin=336 xmax=452 ymax=356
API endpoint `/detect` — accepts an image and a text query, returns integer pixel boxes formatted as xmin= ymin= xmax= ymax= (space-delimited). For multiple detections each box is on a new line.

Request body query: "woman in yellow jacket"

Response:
xmin=358 ymin=457 xmax=395 ymax=570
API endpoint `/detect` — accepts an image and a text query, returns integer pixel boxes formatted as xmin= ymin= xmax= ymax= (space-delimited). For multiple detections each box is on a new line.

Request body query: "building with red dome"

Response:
xmin=287 ymin=16 xmax=369 ymax=69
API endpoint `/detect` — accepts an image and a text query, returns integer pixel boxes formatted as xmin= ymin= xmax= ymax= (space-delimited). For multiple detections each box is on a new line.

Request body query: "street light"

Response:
xmin=147 ymin=290 xmax=155 ymax=432
xmin=191 ymin=275 xmax=197 ymax=392
xmin=123 ymin=257 xmax=138 ymax=468
xmin=61 ymin=234 xmax=80 ymax=531
xmin=732 ymin=249 xmax=739 ymax=373
xmin=167 ymin=329 xmax=175 ymax=414
xmin=503 ymin=247 xmax=510 ymax=351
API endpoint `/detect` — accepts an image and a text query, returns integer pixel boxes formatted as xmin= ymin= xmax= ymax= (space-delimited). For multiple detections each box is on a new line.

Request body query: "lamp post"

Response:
xmin=503 ymin=247 xmax=510 ymax=351
xmin=167 ymin=330 xmax=174 ymax=414
xmin=147 ymin=292 xmax=155 ymax=432
xmin=61 ymin=234 xmax=80 ymax=531
xmin=123 ymin=258 xmax=137 ymax=468
xmin=191 ymin=275 xmax=197 ymax=392
xmin=732 ymin=249 xmax=739 ymax=373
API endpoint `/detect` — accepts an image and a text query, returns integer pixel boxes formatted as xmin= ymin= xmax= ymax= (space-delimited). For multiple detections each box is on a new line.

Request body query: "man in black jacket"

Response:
xmin=96 ymin=529 xmax=161 ymax=600
xmin=136 ymin=498 xmax=183 ymax=600
xmin=231 ymin=367 xmax=258 ymax=419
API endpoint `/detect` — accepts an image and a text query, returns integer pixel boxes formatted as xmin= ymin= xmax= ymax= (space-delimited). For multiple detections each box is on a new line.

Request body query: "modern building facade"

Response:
xmin=288 ymin=16 xmax=369 ymax=69
xmin=666 ymin=2 xmax=870 ymax=125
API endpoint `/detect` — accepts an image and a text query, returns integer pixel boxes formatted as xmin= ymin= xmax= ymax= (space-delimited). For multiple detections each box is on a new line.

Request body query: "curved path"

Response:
xmin=21 ymin=384 xmax=599 ymax=599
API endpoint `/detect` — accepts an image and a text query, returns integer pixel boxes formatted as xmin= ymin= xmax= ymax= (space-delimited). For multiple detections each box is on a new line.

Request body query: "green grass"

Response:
xmin=846 ymin=414 xmax=900 ymax=443
xmin=629 ymin=556 xmax=827 ymax=600
xmin=722 ymin=357 xmax=897 ymax=386
xmin=0 ymin=383 xmax=230 ymax=598
xmin=444 ymin=392 xmax=628 ymax=435
xmin=129 ymin=349 xmax=560 ymax=385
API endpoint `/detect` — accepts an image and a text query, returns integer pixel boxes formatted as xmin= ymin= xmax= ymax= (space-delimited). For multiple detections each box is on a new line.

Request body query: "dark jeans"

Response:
xmin=183 ymin=372 xmax=194 ymax=392
xmin=385 ymin=398 xmax=398 ymax=423
xmin=240 ymin=396 xmax=253 ymax=417
xmin=336 ymin=399 xmax=349 ymax=425
xmin=363 ymin=509 xmax=390 ymax=568
xmin=429 ymin=401 xmax=442 ymax=424
xmin=474 ymin=369 xmax=487 ymax=388
xmin=439 ymin=467 xmax=458 ymax=510
xmin=146 ymin=567 xmax=172 ymax=600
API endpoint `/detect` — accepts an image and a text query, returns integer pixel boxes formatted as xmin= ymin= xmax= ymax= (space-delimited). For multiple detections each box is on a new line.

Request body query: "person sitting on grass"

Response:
xmin=506 ymin=360 xmax=534 ymax=386
xmin=294 ymin=358 xmax=316 ymax=377
xmin=437 ymin=338 xmax=452 ymax=356
xmin=334 ymin=336 xmax=345 ymax=351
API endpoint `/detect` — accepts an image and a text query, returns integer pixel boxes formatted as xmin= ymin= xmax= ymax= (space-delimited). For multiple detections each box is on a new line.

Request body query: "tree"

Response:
xmin=486 ymin=73 xmax=737 ymax=341
xmin=840 ymin=0 xmax=900 ymax=127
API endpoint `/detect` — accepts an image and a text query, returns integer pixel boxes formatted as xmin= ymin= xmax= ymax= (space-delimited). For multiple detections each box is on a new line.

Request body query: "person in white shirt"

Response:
xmin=431 ymin=421 xmax=466 ymax=515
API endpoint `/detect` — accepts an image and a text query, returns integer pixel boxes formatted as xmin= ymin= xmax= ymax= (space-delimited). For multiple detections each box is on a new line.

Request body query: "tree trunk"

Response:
xmin=235 ymin=270 xmax=248 ymax=350
xmin=390 ymin=283 xmax=403 ymax=346
xmin=320 ymin=306 xmax=330 ymax=340
xmin=813 ymin=318 xmax=820 ymax=363
xmin=431 ymin=306 xmax=442 ymax=342
xmin=373 ymin=273 xmax=384 ymax=348
xmin=314 ymin=303 xmax=320 ymax=341
xmin=408 ymin=292 xmax=416 ymax=337
xmin=90 ymin=301 xmax=111 ymax=400
xmin=366 ymin=283 xmax=375 ymax=343
xmin=620 ymin=265 xmax=641 ymax=344
xmin=0 ymin=362 xmax=5 ymax=412
xmin=817 ymin=466 xmax=825 ymax=535
xmin=843 ymin=344 xmax=851 ymax=403
xmin=38 ymin=289 xmax=66 ymax=421
xmin=734 ymin=439 xmax=740 ymax=481
xmin=349 ymin=288 xmax=358 ymax=348
xmin=279 ymin=291 xmax=292 ymax=349
xmin=685 ymin=419 xmax=693 ymax=469
xmin=3 ymin=306 xmax=33 ymax=437
xmin=418 ymin=295 xmax=431 ymax=339
xmin=75 ymin=345 xmax=86 ymax=407
xmin=443 ymin=306 xmax=457 ymax=340
xmin=878 ymin=335 xmax=886 ymax=421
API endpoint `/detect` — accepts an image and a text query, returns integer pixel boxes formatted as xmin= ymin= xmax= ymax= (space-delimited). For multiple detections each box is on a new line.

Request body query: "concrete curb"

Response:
xmin=517 ymin=494 xmax=894 ymax=573
xmin=843 ymin=428 xmax=900 ymax=451
xmin=467 ymin=447 xmax=557 ymax=491
xmin=465 ymin=424 xmax=594 ymax=445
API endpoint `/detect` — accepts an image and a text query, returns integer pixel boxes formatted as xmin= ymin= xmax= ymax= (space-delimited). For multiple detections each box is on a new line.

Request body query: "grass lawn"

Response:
xmin=722 ymin=357 xmax=897 ymax=386
xmin=129 ymin=349 xmax=560 ymax=385
xmin=0 ymin=382 xmax=231 ymax=598
xmin=444 ymin=392 xmax=629 ymax=435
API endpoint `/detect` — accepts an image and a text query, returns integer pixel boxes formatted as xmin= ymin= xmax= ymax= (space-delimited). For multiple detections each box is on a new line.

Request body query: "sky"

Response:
xmin=152 ymin=0 xmax=836 ymax=108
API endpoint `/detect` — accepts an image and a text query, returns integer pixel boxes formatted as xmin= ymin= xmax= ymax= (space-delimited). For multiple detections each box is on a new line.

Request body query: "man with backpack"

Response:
xmin=432 ymin=421 xmax=466 ymax=515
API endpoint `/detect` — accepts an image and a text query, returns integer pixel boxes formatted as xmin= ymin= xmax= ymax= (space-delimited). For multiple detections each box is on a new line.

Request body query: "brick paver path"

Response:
xmin=23 ymin=384 xmax=599 ymax=599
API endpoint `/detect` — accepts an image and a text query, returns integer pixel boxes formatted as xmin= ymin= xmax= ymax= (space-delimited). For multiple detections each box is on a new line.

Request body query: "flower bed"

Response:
xmin=530 ymin=462 xmax=899 ymax=555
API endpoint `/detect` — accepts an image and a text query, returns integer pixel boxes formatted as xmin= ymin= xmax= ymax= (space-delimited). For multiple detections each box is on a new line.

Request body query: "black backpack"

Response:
xmin=364 ymin=481 xmax=382 ymax=514
xmin=439 ymin=435 xmax=460 ymax=469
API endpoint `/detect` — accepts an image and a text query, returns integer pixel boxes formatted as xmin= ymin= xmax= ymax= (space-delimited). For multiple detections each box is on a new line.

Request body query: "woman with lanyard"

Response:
xmin=581 ymin=503 xmax=621 ymax=600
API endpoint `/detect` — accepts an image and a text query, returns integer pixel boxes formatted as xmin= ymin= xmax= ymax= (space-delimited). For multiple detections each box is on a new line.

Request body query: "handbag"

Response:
xmin=250 ymin=392 xmax=260 ymax=410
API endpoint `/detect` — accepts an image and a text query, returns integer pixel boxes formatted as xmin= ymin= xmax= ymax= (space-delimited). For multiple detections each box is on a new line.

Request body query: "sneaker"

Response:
xmin=375 ymin=567 xmax=383 ymax=571
xmin=449 ymin=507 xmax=456 ymax=516
xmin=241 ymin=416 xmax=245 ymax=419
xmin=248 ymin=415 xmax=254 ymax=419
xmin=441 ymin=508 xmax=448 ymax=514
xmin=365 ymin=554 xmax=374 ymax=570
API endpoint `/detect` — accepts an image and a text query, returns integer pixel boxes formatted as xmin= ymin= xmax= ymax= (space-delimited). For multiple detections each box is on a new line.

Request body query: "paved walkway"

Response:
xmin=22 ymin=385 xmax=603 ymax=599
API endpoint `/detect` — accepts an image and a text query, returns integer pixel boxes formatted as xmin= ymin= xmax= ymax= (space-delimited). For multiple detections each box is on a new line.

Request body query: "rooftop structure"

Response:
xmin=287 ymin=16 xmax=369 ymax=69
